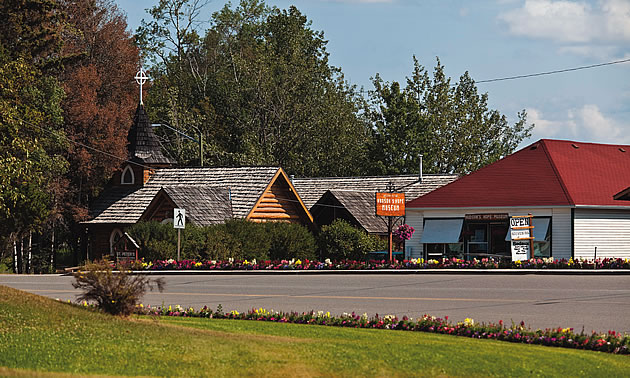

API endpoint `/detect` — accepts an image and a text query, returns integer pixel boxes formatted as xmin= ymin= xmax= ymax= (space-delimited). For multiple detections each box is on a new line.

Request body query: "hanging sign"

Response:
xmin=375 ymin=192 xmax=405 ymax=217
xmin=510 ymin=215 xmax=534 ymax=261
xmin=174 ymin=208 xmax=186 ymax=229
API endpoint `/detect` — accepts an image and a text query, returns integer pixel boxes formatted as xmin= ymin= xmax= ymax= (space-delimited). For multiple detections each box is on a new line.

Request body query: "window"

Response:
xmin=109 ymin=229 xmax=123 ymax=255
xmin=121 ymin=165 xmax=135 ymax=185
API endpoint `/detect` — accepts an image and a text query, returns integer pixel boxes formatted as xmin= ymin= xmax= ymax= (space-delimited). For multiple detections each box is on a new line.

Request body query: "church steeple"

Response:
xmin=118 ymin=69 xmax=175 ymax=187
xmin=126 ymin=103 xmax=174 ymax=166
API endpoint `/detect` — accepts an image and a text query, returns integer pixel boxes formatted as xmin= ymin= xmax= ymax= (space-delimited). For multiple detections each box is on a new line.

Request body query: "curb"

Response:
xmin=117 ymin=269 xmax=630 ymax=276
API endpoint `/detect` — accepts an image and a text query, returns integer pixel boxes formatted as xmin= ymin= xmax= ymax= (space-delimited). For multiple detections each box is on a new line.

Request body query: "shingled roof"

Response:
xmin=292 ymin=174 xmax=459 ymax=209
xmin=324 ymin=190 xmax=391 ymax=233
xmin=87 ymin=167 xmax=280 ymax=224
xmin=162 ymin=186 xmax=232 ymax=225
xmin=127 ymin=103 xmax=175 ymax=165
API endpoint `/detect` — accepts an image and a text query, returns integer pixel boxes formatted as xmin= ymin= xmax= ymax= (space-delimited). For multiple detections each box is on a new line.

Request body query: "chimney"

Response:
xmin=419 ymin=154 xmax=423 ymax=182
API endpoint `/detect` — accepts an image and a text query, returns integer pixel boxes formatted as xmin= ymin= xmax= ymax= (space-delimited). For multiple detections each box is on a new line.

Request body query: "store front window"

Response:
xmin=421 ymin=214 xmax=552 ymax=260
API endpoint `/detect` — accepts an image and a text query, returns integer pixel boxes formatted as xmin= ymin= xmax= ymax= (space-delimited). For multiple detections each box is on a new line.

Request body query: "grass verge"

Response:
xmin=0 ymin=285 xmax=627 ymax=377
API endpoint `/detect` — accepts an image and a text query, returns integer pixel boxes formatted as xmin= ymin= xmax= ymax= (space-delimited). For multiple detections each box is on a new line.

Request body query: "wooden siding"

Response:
xmin=248 ymin=176 xmax=309 ymax=224
xmin=551 ymin=208 xmax=572 ymax=259
xmin=574 ymin=209 xmax=630 ymax=259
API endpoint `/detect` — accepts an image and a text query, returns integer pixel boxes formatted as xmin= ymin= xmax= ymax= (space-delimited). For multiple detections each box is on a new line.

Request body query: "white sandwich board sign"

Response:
xmin=510 ymin=215 xmax=533 ymax=261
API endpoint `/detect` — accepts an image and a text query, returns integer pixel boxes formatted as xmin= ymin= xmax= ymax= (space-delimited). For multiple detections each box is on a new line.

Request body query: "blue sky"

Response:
xmin=117 ymin=0 xmax=630 ymax=147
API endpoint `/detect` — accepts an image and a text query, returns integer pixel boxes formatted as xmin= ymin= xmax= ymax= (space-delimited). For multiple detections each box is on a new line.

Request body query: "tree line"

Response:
xmin=0 ymin=0 xmax=532 ymax=273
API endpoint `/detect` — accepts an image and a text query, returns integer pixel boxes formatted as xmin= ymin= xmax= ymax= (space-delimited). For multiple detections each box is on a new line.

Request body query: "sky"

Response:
xmin=116 ymin=0 xmax=630 ymax=147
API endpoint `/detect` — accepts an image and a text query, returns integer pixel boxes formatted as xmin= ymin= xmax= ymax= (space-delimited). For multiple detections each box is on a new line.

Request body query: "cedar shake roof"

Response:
xmin=324 ymin=190 xmax=392 ymax=234
xmin=162 ymin=186 xmax=233 ymax=225
xmin=87 ymin=167 xmax=279 ymax=224
xmin=407 ymin=139 xmax=630 ymax=209
xmin=292 ymin=174 xmax=459 ymax=209
xmin=127 ymin=103 xmax=175 ymax=165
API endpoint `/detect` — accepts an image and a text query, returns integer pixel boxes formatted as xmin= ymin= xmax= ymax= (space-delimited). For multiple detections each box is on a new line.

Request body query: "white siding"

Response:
xmin=574 ymin=209 xmax=630 ymax=259
xmin=406 ymin=207 xmax=572 ymax=259
xmin=551 ymin=208 xmax=572 ymax=260
xmin=405 ymin=212 xmax=424 ymax=258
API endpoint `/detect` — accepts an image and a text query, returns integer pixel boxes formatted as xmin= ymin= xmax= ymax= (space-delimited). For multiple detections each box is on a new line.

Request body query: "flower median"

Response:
xmin=133 ymin=304 xmax=630 ymax=355
xmin=124 ymin=257 xmax=630 ymax=271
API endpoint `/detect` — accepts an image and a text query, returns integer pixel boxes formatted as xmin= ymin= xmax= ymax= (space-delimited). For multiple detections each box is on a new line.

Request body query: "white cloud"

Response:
xmin=499 ymin=0 xmax=630 ymax=43
xmin=557 ymin=45 xmax=619 ymax=59
xmin=527 ymin=105 xmax=630 ymax=143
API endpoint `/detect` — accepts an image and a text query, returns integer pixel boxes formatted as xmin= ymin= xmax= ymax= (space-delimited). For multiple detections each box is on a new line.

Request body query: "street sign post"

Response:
xmin=375 ymin=191 xmax=405 ymax=261
xmin=174 ymin=208 xmax=186 ymax=260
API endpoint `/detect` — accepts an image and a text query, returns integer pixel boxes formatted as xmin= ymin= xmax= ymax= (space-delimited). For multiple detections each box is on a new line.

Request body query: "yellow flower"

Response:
xmin=464 ymin=318 xmax=474 ymax=326
xmin=295 ymin=259 xmax=302 ymax=265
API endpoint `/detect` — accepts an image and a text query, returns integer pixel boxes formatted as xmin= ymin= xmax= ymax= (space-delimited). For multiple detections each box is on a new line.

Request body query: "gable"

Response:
xmin=247 ymin=169 xmax=313 ymax=226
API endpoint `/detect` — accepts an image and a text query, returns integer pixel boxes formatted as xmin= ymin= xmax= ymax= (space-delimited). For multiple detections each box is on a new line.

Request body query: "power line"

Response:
xmin=357 ymin=57 xmax=630 ymax=93
xmin=9 ymin=115 xmax=156 ymax=171
xmin=476 ymin=57 xmax=630 ymax=84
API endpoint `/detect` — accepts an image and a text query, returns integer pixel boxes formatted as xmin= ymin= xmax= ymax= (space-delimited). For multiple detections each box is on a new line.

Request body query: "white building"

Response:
xmin=406 ymin=139 xmax=630 ymax=261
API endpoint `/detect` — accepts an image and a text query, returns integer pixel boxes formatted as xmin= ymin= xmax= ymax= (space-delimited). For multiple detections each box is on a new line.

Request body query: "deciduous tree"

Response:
xmin=365 ymin=57 xmax=532 ymax=175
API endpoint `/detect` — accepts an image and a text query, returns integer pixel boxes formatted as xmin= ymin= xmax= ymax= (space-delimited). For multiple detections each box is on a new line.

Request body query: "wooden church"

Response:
xmin=86 ymin=100 xmax=313 ymax=258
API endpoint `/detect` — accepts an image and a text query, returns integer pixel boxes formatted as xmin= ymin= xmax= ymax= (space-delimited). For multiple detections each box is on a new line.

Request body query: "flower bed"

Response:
xmin=134 ymin=304 xmax=630 ymax=355
xmin=124 ymin=257 xmax=630 ymax=271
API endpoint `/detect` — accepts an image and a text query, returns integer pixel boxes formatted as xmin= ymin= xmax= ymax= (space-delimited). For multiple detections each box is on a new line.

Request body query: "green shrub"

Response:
xmin=317 ymin=219 xmax=384 ymax=260
xmin=128 ymin=219 xmax=319 ymax=262
xmin=185 ymin=224 xmax=243 ymax=261
xmin=224 ymin=219 xmax=271 ymax=261
xmin=267 ymin=222 xmax=317 ymax=261
xmin=126 ymin=221 xmax=176 ymax=260
xmin=73 ymin=260 xmax=164 ymax=316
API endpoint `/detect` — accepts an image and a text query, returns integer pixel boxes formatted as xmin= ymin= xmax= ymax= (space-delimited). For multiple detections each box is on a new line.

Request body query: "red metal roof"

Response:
xmin=407 ymin=139 xmax=630 ymax=208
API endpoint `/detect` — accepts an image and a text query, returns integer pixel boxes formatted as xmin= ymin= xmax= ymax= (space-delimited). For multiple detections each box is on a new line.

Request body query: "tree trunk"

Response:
xmin=13 ymin=240 xmax=18 ymax=274
xmin=51 ymin=225 xmax=55 ymax=273
xmin=27 ymin=231 xmax=32 ymax=274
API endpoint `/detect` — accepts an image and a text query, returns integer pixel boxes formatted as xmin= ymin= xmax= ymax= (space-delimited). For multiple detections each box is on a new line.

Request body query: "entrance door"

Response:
xmin=489 ymin=223 xmax=509 ymax=257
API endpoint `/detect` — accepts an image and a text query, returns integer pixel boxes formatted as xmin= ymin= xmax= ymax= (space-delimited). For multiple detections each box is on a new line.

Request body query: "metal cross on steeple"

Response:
xmin=134 ymin=68 xmax=148 ymax=104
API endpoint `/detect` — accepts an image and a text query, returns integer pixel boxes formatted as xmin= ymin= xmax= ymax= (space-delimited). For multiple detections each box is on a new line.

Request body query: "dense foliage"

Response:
xmin=317 ymin=219 xmax=386 ymax=260
xmin=126 ymin=220 xmax=317 ymax=261
xmin=138 ymin=0 xmax=368 ymax=176
xmin=364 ymin=57 xmax=532 ymax=175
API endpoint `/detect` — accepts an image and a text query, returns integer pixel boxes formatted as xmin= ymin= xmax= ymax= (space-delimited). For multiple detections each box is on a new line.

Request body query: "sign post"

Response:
xmin=375 ymin=190 xmax=406 ymax=261
xmin=510 ymin=214 xmax=534 ymax=261
xmin=174 ymin=208 xmax=186 ymax=261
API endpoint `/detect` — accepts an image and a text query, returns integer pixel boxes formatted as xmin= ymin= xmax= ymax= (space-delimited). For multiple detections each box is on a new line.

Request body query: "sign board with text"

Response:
xmin=375 ymin=192 xmax=405 ymax=217
xmin=510 ymin=215 xmax=534 ymax=261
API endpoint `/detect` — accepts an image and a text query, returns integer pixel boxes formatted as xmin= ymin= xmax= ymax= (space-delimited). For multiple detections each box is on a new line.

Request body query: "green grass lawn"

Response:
xmin=0 ymin=285 xmax=627 ymax=377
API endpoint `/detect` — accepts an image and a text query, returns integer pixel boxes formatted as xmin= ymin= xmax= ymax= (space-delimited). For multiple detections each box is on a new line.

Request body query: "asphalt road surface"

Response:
xmin=1 ymin=273 xmax=628 ymax=333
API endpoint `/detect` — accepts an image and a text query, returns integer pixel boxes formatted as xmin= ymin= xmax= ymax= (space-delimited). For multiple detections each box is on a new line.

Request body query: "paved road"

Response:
xmin=1 ymin=273 xmax=629 ymax=333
